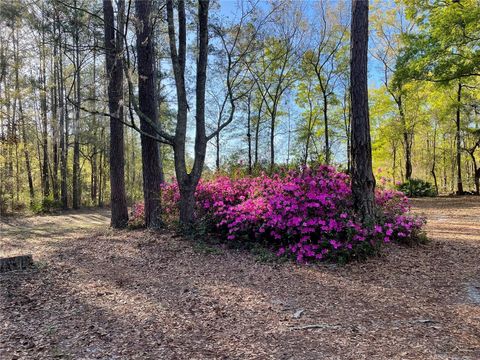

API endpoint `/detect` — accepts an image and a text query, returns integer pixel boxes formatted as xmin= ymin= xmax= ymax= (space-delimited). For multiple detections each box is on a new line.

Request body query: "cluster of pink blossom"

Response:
xmin=155 ymin=166 xmax=425 ymax=262
xmin=128 ymin=202 xmax=146 ymax=228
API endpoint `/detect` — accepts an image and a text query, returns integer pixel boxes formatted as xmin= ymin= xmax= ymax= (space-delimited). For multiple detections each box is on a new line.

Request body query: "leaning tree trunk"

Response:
xmin=349 ymin=0 xmax=375 ymax=220
xmin=104 ymin=0 xmax=129 ymax=228
xmin=136 ymin=0 xmax=163 ymax=228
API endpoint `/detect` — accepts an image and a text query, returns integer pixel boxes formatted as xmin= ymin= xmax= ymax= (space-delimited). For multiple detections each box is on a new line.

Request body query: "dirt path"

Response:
xmin=0 ymin=209 xmax=110 ymax=258
xmin=1 ymin=198 xmax=479 ymax=359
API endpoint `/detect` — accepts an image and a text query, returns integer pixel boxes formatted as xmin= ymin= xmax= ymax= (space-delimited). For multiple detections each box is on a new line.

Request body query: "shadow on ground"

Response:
xmin=1 ymin=201 xmax=479 ymax=359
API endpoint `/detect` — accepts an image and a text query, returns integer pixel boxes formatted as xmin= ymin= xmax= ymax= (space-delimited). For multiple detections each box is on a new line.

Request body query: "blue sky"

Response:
xmin=200 ymin=1 xmax=388 ymax=168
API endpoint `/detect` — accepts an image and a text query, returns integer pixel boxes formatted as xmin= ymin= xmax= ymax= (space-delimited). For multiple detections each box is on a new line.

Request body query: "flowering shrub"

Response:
xmin=135 ymin=165 xmax=426 ymax=262
xmin=128 ymin=202 xmax=145 ymax=229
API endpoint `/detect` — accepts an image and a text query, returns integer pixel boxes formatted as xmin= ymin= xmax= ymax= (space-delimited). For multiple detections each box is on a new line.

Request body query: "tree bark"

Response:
xmin=323 ymin=93 xmax=330 ymax=165
xmin=13 ymin=28 xmax=34 ymax=205
xmin=19 ymin=99 xmax=34 ymax=204
xmin=254 ymin=98 xmax=263 ymax=168
xmin=40 ymin=25 xmax=50 ymax=199
xmin=98 ymin=127 xmax=106 ymax=207
xmin=431 ymin=123 xmax=438 ymax=194
xmin=247 ymin=95 xmax=252 ymax=175
xmin=136 ymin=0 xmax=163 ymax=228
xmin=456 ymin=82 xmax=464 ymax=195
xmin=397 ymin=96 xmax=413 ymax=180
xmin=350 ymin=0 xmax=375 ymax=220
xmin=51 ymin=42 xmax=59 ymax=202
xmin=58 ymin=27 xmax=68 ymax=209
xmin=167 ymin=0 xmax=210 ymax=226
xmin=270 ymin=105 xmax=277 ymax=172
xmin=104 ymin=0 xmax=129 ymax=228
xmin=72 ymin=0 xmax=81 ymax=209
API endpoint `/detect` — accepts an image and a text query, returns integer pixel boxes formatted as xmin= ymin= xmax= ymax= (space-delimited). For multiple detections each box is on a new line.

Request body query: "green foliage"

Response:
xmin=396 ymin=178 xmax=437 ymax=197
xmin=30 ymin=197 xmax=62 ymax=214
xmin=250 ymin=244 xmax=284 ymax=263
xmin=193 ymin=240 xmax=223 ymax=256
xmin=396 ymin=0 xmax=480 ymax=82
xmin=397 ymin=228 xmax=429 ymax=247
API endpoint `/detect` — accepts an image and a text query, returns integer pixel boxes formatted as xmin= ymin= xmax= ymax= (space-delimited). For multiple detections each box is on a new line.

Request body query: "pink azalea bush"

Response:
xmin=135 ymin=165 xmax=426 ymax=262
xmin=128 ymin=202 xmax=145 ymax=229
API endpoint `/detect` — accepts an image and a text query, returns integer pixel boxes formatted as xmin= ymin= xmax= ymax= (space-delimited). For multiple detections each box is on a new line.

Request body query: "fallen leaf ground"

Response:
xmin=1 ymin=197 xmax=479 ymax=359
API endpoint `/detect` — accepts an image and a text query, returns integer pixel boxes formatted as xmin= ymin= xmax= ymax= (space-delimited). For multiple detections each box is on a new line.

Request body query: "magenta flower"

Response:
xmin=132 ymin=164 xmax=426 ymax=262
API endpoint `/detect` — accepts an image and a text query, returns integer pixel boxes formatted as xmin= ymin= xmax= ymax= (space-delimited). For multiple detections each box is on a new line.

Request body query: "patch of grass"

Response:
xmin=250 ymin=244 xmax=289 ymax=264
xmin=34 ymin=260 xmax=49 ymax=270
xmin=251 ymin=244 xmax=278 ymax=263
xmin=193 ymin=240 xmax=223 ymax=255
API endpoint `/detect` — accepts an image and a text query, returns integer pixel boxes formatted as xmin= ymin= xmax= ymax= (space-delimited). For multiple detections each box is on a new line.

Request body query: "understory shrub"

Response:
xmin=30 ymin=197 xmax=62 ymax=214
xmin=396 ymin=178 xmax=437 ymax=197
xmin=132 ymin=166 xmax=426 ymax=262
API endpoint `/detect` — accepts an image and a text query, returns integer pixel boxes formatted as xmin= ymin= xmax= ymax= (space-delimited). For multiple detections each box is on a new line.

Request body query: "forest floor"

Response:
xmin=1 ymin=197 xmax=479 ymax=360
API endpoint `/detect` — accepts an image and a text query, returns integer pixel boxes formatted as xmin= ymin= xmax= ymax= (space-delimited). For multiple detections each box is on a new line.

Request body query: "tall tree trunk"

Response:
xmin=19 ymin=100 xmax=34 ymax=204
xmin=254 ymin=99 xmax=263 ymax=168
xmin=136 ymin=0 xmax=163 ymax=228
xmin=216 ymin=128 xmax=220 ymax=172
xmin=58 ymin=29 xmax=68 ymax=209
xmin=13 ymin=28 xmax=31 ymax=205
xmin=442 ymin=133 xmax=447 ymax=192
xmin=12 ymin=27 xmax=24 ymax=204
xmin=397 ymin=97 xmax=412 ymax=180
xmin=104 ymin=0 xmax=128 ymax=227
xmin=456 ymin=82 xmax=464 ymax=195
xmin=40 ymin=28 xmax=50 ymax=199
xmin=98 ymin=127 xmax=106 ymax=207
xmin=247 ymin=95 xmax=252 ymax=175
xmin=72 ymin=1 xmax=81 ymax=209
xmin=323 ymin=93 xmax=330 ymax=165
xmin=343 ymin=85 xmax=351 ymax=173
xmin=91 ymin=41 xmax=98 ymax=204
xmin=167 ymin=0 xmax=210 ymax=226
xmin=269 ymin=108 xmax=276 ymax=172
xmin=51 ymin=42 xmax=59 ymax=201
xmin=431 ymin=123 xmax=438 ymax=194
xmin=350 ymin=0 xmax=375 ymax=220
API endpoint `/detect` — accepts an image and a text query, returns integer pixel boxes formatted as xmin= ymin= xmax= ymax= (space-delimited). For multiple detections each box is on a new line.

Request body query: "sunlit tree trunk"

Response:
xmin=350 ymin=0 xmax=375 ymax=220
xmin=58 ymin=25 xmax=68 ymax=209
xmin=455 ymin=82 xmax=464 ymax=195
xmin=103 ymin=0 xmax=129 ymax=227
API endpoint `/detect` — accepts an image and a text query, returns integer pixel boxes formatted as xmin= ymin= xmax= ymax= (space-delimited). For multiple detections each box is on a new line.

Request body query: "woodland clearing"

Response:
xmin=0 ymin=197 xmax=479 ymax=359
